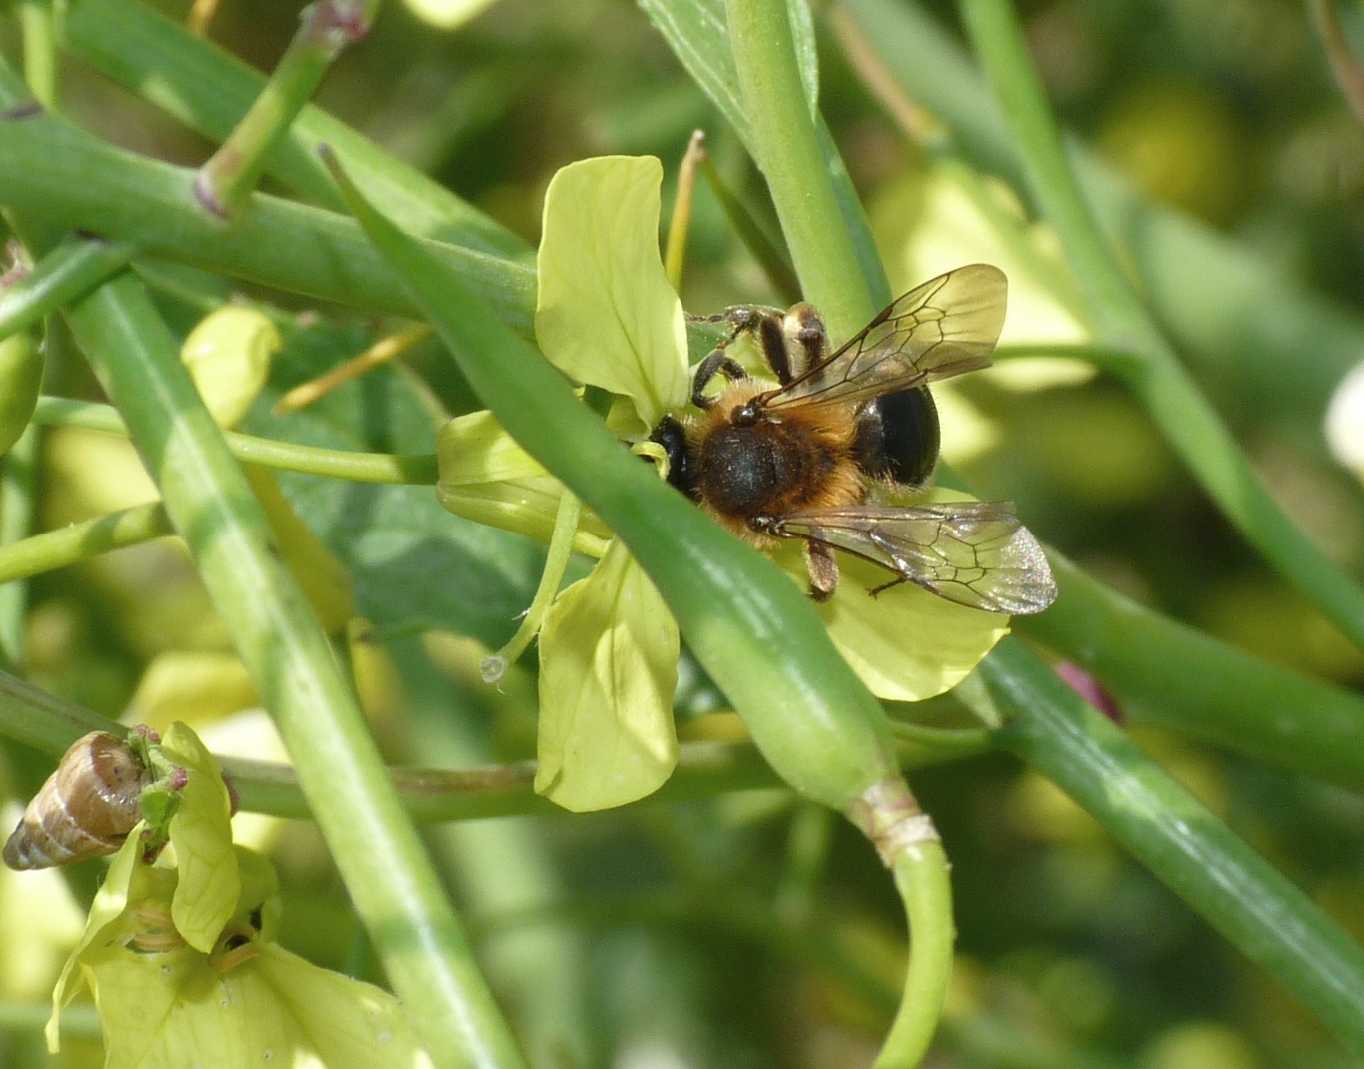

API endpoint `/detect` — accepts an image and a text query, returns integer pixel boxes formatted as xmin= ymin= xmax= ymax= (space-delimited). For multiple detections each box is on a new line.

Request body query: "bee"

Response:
xmin=650 ymin=264 xmax=1056 ymax=614
xmin=3 ymin=731 xmax=148 ymax=870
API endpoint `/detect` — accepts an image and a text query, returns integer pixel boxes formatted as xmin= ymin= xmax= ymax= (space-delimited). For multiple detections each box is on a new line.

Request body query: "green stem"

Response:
xmin=727 ymin=0 xmax=874 ymax=340
xmin=0 ymin=425 xmax=39 ymax=666
xmin=981 ymin=636 xmax=1364 ymax=1056
xmin=888 ymin=720 xmax=993 ymax=758
xmin=0 ymin=999 xmax=99 ymax=1037
xmin=481 ymin=490 xmax=581 ymax=683
xmin=725 ymin=3 xmax=952 ymax=1063
xmin=640 ymin=0 xmax=890 ymax=307
xmin=0 ymin=500 xmax=171 ymax=584
xmin=1308 ymin=0 xmax=1364 ymax=125
xmin=992 ymin=342 xmax=1140 ymax=375
xmin=31 ymin=397 xmax=438 ymax=484
xmin=0 ymin=235 xmax=136 ymax=342
xmin=959 ymin=0 xmax=1364 ymax=650
xmin=56 ymin=0 xmax=528 ymax=258
xmin=0 ymin=668 xmax=970 ymax=823
xmin=1019 ymin=551 xmax=1364 ymax=790
xmin=839 ymin=0 xmax=1363 ymax=430
xmin=879 ymin=842 xmax=954 ymax=1068
xmin=697 ymin=153 xmax=801 ymax=304
xmin=59 ymin=273 xmax=524 ymax=1065
xmin=0 ymin=105 xmax=536 ymax=328
xmin=195 ymin=0 xmax=381 ymax=218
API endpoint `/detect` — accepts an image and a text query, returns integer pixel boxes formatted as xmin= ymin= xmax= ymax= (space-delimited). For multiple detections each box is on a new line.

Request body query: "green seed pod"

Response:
xmin=0 ymin=331 xmax=45 ymax=457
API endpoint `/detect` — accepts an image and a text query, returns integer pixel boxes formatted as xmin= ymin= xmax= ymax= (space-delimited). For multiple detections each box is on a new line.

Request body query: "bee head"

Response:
xmin=731 ymin=400 xmax=763 ymax=427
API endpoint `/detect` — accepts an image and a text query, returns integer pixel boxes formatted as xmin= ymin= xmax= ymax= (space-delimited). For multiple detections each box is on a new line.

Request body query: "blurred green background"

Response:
xmin=2 ymin=1 xmax=1364 ymax=1066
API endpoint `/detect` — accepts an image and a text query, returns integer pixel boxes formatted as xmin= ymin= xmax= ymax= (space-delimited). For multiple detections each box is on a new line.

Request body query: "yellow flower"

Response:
xmin=438 ymin=156 xmax=1009 ymax=812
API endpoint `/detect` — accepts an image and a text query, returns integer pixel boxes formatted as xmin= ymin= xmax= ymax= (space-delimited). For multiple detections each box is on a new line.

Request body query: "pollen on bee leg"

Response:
xmin=805 ymin=541 xmax=839 ymax=602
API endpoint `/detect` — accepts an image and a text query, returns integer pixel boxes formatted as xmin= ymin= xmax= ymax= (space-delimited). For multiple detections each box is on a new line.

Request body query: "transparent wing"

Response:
xmin=771 ymin=501 xmax=1056 ymax=614
xmin=764 ymin=264 xmax=1007 ymax=411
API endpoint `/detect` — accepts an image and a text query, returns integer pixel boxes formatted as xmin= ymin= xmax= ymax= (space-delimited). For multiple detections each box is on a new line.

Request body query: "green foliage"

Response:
xmin=0 ymin=333 xmax=43 ymax=457
xmin=2 ymin=1 xmax=1364 ymax=1066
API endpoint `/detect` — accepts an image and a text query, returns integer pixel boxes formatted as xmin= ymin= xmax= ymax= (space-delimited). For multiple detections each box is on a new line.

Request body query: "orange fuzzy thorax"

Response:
xmin=691 ymin=381 xmax=866 ymax=546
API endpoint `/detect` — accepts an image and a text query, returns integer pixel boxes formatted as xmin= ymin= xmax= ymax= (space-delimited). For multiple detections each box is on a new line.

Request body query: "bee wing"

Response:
xmin=773 ymin=501 xmax=1056 ymax=614
xmin=765 ymin=264 xmax=1006 ymax=411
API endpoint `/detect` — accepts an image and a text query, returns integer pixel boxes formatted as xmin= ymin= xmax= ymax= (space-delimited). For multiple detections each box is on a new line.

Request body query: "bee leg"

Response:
xmin=780 ymin=303 xmax=829 ymax=382
xmin=867 ymin=576 xmax=908 ymax=598
xmin=691 ymin=349 xmax=749 ymax=409
xmin=685 ymin=305 xmax=782 ymax=328
xmin=804 ymin=541 xmax=839 ymax=602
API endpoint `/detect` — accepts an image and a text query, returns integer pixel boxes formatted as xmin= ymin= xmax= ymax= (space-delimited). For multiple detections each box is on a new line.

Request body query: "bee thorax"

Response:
xmin=699 ymin=424 xmax=806 ymax=517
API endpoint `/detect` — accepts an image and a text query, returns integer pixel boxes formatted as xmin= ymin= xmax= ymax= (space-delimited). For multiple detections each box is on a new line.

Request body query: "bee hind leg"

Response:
xmin=805 ymin=541 xmax=839 ymax=602
xmin=867 ymin=576 xmax=907 ymax=598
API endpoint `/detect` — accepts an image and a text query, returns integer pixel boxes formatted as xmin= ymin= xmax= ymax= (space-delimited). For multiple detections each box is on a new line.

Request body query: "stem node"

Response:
xmin=846 ymin=775 xmax=939 ymax=867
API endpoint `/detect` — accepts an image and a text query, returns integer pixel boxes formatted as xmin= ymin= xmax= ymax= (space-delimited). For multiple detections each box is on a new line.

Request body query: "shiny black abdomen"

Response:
xmin=854 ymin=387 xmax=940 ymax=488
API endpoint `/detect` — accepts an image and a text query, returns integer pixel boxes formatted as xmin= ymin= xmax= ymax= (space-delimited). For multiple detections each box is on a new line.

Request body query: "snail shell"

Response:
xmin=3 ymin=732 xmax=148 ymax=870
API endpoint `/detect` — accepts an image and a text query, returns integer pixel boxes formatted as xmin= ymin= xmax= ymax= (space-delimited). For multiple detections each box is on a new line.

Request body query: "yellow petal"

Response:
xmin=438 ymin=408 xmax=550 ymax=486
xmin=181 ymin=306 xmax=281 ymax=429
xmin=535 ymin=540 xmax=679 ymax=811
xmin=536 ymin=156 xmax=689 ymax=425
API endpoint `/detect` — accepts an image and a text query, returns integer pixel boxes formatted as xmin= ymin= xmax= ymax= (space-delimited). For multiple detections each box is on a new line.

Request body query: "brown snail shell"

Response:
xmin=3 ymin=732 xmax=148 ymax=870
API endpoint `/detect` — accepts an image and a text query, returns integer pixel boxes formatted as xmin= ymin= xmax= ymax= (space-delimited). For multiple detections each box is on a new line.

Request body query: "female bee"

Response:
xmin=651 ymin=264 xmax=1056 ymax=614
xmin=3 ymin=731 xmax=148 ymax=870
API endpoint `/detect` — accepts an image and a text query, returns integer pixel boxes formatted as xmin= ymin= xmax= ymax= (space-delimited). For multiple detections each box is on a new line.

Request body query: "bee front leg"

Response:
xmin=691 ymin=350 xmax=749 ymax=409
xmin=687 ymin=305 xmax=785 ymax=407
xmin=804 ymin=541 xmax=839 ymax=602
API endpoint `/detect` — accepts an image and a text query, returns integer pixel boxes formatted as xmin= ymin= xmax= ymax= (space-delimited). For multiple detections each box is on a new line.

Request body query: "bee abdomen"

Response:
xmin=855 ymin=387 xmax=940 ymax=489
xmin=3 ymin=732 xmax=147 ymax=870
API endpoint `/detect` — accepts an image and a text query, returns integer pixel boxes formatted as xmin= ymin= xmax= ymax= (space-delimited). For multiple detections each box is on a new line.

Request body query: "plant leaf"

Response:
xmin=159 ymin=722 xmax=239 ymax=954
xmin=245 ymin=465 xmax=355 ymax=634
xmin=85 ymin=942 xmax=433 ymax=1069
xmin=536 ymin=156 xmax=688 ymax=426
xmin=536 ymin=539 xmax=680 ymax=811
xmin=246 ymin=323 xmax=544 ymax=644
